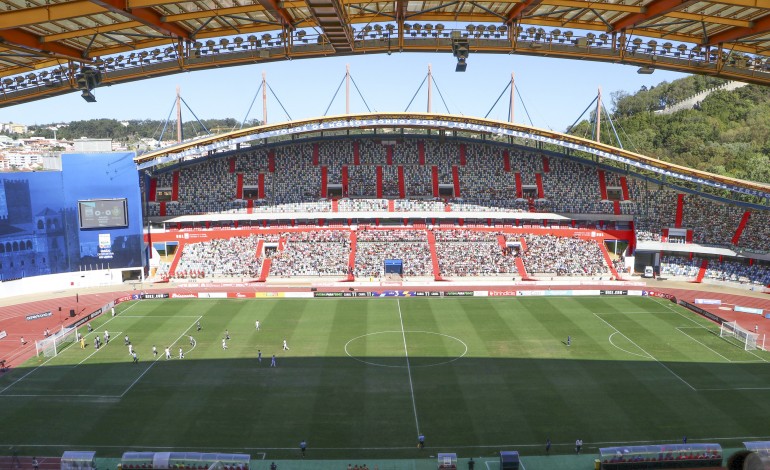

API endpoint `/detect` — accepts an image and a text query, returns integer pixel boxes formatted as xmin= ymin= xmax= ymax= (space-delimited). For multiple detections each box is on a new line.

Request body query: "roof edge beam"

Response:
xmin=611 ymin=0 xmax=699 ymax=33
xmin=89 ymin=0 xmax=191 ymax=40
xmin=704 ymin=13 xmax=770 ymax=46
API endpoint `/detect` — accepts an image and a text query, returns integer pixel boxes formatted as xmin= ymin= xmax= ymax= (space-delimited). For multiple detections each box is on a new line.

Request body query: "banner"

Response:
xmin=313 ymin=291 xmax=369 ymax=298
xmin=695 ymin=299 xmax=722 ymax=305
xmin=642 ymin=290 xmax=676 ymax=301
xmin=600 ymin=290 xmax=628 ymax=296
xmin=735 ymin=306 xmax=764 ymax=315
xmin=26 ymin=311 xmax=52 ymax=321
xmin=488 ymin=290 xmax=518 ymax=296
xmin=170 ymin=293 xmax=198 ymax=299
xmin=0 ymin=330 xmax=6 ymax=340
xmin=678 ymin=300 xmax=725 ymax=324
xmin=142 ymin=293 xmax=170 ymax=299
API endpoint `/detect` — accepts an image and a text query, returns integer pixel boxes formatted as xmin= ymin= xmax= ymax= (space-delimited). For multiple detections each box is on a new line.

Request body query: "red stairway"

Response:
xmin=597 ymin=240 xmax=621 ymax=280
xmin=732 ymin=211 xmax=751 ymax=245
xmin=515 ymin=258 xmax=530 ymax=280
xmin=346 ymin=231 xmax=357 ymax=281
xmin=694 ymin=259 xmax=708 ymax=283
xmin=257 ymin=259 xmax=272 ymax=282
xmin=426 ymin=230 xmax=443 ymax=281
xmin=675 ymin=194 xmax=684 ymax=228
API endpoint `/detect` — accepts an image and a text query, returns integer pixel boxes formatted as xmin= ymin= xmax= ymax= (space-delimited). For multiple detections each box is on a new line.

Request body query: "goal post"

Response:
xmin=720 ymin=321 xmax=761 ymax=351
xmin=35 ymin=326 xmax=78 ymax=357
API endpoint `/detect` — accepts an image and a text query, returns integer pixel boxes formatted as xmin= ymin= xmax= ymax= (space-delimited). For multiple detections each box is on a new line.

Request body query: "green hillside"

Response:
xmin=569 ymin=75 xmax=770 ymax=184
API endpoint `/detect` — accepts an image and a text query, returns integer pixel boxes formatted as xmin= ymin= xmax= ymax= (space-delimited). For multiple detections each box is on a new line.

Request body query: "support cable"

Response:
xmin=240 ymin=82 xmax=264 ymax=129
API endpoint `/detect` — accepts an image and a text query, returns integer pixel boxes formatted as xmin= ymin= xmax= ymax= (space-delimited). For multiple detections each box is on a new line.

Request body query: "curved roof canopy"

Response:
xmin=0 ymin=0 xmax=770 ymax=106
xmin=134 ymin=111 xmax=770 ymax=199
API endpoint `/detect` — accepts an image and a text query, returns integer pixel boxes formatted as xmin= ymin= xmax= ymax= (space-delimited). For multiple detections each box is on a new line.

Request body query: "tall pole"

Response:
xmin=509 ymin=72 xmax=515 ymax=123
xmin=427 ymin=64 xmax=433 ymax=113
xmin=262 ymin=72 xmax=268 ymax=125
xmin=175 ymin=86 xmax=182 ymax=144
xmin=345 ymin=64 xmax=350 ymax=115
xmin=595 ymin=86 xmax=602 ymax=143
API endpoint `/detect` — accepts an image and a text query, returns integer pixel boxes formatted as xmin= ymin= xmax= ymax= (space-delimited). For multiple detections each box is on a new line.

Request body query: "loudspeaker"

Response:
xmin=69 ymin=309 xmax=75 ymax=317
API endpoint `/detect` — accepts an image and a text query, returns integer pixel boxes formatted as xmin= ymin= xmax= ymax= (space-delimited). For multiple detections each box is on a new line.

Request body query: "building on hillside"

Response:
xmin=73 ymin=138 xmax=113 ymax=153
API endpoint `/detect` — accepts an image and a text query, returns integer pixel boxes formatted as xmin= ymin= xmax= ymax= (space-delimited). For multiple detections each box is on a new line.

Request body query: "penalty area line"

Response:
xmin=118 ymin=316 xmax=202 ymax=398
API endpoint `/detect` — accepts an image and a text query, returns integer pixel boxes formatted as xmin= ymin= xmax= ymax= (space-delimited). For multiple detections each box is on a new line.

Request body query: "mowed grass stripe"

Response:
xmin=5 ymin=296 xmax=770 ymax=457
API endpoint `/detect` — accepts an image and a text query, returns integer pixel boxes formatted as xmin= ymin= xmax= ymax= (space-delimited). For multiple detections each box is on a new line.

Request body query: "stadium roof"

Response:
xmin=134 ymin=112 xmax=770 ymax=198
xmin=0 ymin=0 xmax=769 ymax=106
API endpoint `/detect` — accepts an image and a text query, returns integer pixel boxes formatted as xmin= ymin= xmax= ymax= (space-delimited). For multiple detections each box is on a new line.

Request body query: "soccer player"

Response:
xmin=197 ymin=321 xmax=201 ymax=331
xmin=152 ymin=345 xmax=158 ymax=357
xmin=222 ymin=338 xmax=228 ymax=350
xmin=80 ymin=337 xmax=86 ymax=349
xmin=111 ymin=307 xmax=115 ymax=317
xmin=300 ymin=440 xmax=307 ymax=457
xmin=546 ymin=438 xmax=551 ymax=455
xmin=87 ymin=323 xmax=93 ymax=332
xmin=418 ymin=433 xmax=425 ymax=450
xmin=132 ymin=351 xmax=138 ymax=364
xmin=165 ymin=347 xmax=171 ymax=359
xmin=567 ymin=335 xmax=571 ymax=347
xmin=283 ymin=339 xmax=289 ymax=350
xmin=124 ymin=334 xmax=130 ymax=346
xmin=20 ymin=337 xmax=25 ymax=346
xmin=255 ymin=320 xmax=260 ymax=331
xmin=189 ymin=335 xmax=195 ymax=346
xmin=225 ymin=329 xmax=230 ymax=340
xmin=32 ymin=457 xmax=39 ymax=470
xmin=575 ymin=439 xmax=582 ymax=454
xmin=179 ymin=348 xmax=184 ymax=359
xmin=270 ymin=354 xmax=276 ymax=367
xmin=128 ymin=344 xmax=133 ymax=355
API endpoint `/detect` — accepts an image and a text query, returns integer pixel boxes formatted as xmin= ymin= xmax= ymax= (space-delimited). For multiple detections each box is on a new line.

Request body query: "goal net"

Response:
xmin=35 ymin=327 xmax=77 ymax=357
xmin=719 ymin=321 xmax=760 ymax=351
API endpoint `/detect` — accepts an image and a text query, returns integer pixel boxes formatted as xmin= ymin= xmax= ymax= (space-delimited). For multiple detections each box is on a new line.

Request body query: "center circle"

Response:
xmin=344 ymin=331 xmax=468 ymax=368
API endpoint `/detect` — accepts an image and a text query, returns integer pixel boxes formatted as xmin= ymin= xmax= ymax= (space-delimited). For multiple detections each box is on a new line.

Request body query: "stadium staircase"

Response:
xmin=732 ymin=211 xmax=751 ymax=244
xmin=331 ymin=199 xmax=339 ymax=212
xmin=613 ymin=200 xmax=621 ymax=215
xmin=515 ymin=236 xmax=532 ymax=280
xmin=597 ymin=241 xmax=622 ymax=280
xmin=598 ymin=170 xmax=608 ymax=200
xmin=346 ymin=231 xmax=357 ymax=281
xmin=257 ymin=259 xmax=272 ymax=282
xmin=167 ymin=243 xmax=184 ymax=278
xmin=255 ymin=239 xmax=264 ymax=259
xmin=426 ymin=230 xmax=444 ymax=281
xmin=693 ymin=259 xmax=708 ymax=283
xmin=675 ymin=194 xmax=685 ymax=228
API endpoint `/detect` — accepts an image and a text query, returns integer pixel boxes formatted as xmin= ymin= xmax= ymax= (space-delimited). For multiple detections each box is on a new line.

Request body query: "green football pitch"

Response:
xmin=1 ymin=295 xmax=770 ymax=459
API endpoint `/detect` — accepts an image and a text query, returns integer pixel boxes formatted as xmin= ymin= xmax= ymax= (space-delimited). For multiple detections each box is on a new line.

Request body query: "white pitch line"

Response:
xmin=118 ymin=316 xmax=202 ymax=398
xmin=593 ymin=312 xmax=697 ymax=391
xmin=74 ymin=331 xmax=124 ymax=366
xmin=396 ymin=298 xmax=421 ymax=437
xmin=0 ymin=304 xmax=137 ymax=395
xmin=674 ymin=327 xmax=733 ymax=363
xmin=653 ymin=298 xmax=768 ymax=363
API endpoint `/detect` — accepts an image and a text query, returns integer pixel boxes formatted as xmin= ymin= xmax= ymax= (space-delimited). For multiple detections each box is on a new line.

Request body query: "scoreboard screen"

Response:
xmin=78 ymin=199 xmax=129 ymax=229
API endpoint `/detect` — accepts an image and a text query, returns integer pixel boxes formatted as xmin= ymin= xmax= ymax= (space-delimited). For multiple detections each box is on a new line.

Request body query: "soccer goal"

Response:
xmin=719 ymin=321 xmax=764 ymax=351
xmin=35 ymin=326 xmax=77 ymax=357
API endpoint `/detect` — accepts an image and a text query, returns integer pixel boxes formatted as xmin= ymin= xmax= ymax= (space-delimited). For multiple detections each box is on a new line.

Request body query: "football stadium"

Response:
xmin=1 ymin=1 xmax=770 ymax=469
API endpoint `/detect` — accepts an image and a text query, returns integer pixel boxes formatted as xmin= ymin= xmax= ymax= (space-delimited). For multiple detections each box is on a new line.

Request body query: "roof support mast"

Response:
xmin=262 ymin=72 xmax=268 ymax=125
xmin=346 ymin=64 xmax=350 ymax=115
xmin=427 ymin=64 xmax=433 ymax=113
xmin=595 ymin=86 xmax=602 ymax=143
xmin=176 ymin=85 xmax=182 ymax=144
xmin=509 ymin=72 xmax=515 ymax=123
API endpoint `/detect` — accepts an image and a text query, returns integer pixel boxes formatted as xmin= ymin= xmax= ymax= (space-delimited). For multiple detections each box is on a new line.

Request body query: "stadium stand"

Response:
xmin=355 ymin=229 xmax=432 ymax=278
xmin=521 ymin=235 xmax=610 ymax=276
xmin=269 ymin=231 xmax=351 ymax=277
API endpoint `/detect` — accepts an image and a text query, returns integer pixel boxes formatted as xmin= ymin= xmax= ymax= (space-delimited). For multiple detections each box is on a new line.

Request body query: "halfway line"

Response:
xmin=397 ymin=298 xmax=421 ymax=437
